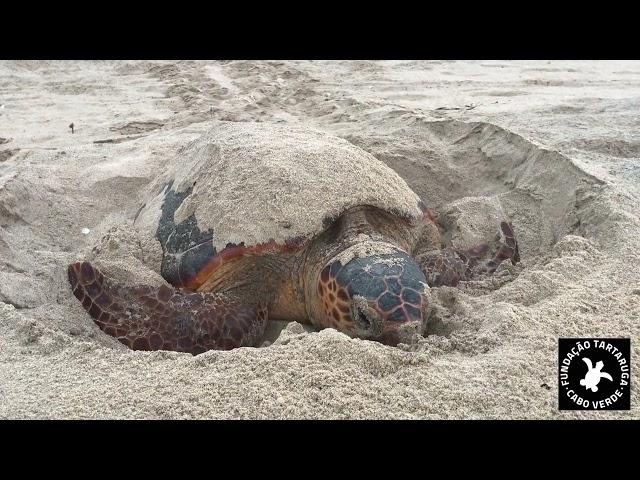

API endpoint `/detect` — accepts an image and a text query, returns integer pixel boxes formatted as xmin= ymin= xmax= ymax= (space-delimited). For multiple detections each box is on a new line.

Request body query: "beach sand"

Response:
xmin=0 ymin=60 xmax=638 ymax=419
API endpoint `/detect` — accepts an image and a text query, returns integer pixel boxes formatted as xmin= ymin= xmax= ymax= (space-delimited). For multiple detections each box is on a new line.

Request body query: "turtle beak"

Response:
xmin=377 ymin=320 xmax=423 ymax=346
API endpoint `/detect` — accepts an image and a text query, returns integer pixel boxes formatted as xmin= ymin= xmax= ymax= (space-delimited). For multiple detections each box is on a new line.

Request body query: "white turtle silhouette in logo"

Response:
xmin=580 ymin=357 xmax=613 ymax=392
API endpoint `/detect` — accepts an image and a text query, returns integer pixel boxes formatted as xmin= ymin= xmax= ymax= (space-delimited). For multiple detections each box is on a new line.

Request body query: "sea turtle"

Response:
xmin=580 ymin=357 xmax=613 ymax=392
xmin=68 ymin=122 xmax=519 ymax=354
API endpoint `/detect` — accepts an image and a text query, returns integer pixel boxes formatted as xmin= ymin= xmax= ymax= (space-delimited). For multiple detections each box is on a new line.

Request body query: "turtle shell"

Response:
xmin=134 ymin=122 xmax=423 ymax=288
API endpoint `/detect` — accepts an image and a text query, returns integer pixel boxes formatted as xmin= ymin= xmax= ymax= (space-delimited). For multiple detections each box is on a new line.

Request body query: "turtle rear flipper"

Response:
xmin=67 ymin=262 xmax=268 ymax=354
xmin=418 ymin=222 xmax=520 ymax=287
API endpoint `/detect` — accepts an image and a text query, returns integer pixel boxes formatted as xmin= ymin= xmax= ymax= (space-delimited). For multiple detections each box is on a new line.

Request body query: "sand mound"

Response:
xmin=134 ymin=121 xmax=422 ymax=253
xmin=0 ymin=61 xmax=638 ymax=419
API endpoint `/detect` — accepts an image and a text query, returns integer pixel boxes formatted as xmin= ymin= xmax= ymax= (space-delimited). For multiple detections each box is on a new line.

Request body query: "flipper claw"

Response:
xmin=419 ymin=221 xmax=520 ymax=287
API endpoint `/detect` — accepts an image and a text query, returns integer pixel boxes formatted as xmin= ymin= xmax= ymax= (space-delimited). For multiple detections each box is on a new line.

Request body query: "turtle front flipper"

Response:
xmin=418 ymin=221 xmax=520 ymax=287
xmin=67 ymin=262 xmax=268 ymax=354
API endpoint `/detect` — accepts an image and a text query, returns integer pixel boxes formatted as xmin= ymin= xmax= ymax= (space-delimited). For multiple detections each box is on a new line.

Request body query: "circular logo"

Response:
xmin=558 ymin=338 xmax=631 ymax=411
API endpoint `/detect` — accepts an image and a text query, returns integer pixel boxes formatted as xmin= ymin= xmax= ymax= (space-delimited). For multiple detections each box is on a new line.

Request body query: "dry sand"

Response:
xmin=0 ymin=60 xmax=639 ymax=419
xmin=133 ymin=121 xmax=422 ymax=253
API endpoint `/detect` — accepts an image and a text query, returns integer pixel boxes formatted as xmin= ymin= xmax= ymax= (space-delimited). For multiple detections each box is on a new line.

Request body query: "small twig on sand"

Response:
xmin=93 ymin=135 xmax=144 ymax=144
xmin=69 ymin=123 xmax=75 ymax=134
xmin=435 ymin=103 xmax=480 ymax=112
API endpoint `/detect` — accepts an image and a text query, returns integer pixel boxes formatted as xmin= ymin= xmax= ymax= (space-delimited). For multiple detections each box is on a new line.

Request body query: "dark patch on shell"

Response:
xmin=155 ymin=181 xmax=217 ymax=287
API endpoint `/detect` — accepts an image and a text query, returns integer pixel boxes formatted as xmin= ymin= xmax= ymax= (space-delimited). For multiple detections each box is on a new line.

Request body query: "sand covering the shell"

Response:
xmin=0 ymin=60 xmax=638 ymax=419
xmin=135 ymin=121 xmax=422 ymax=252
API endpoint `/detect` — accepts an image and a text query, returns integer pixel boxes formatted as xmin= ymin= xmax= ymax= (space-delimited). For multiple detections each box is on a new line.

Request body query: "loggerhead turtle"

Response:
xmin=68 ymin=122 xmax=519 ymax=354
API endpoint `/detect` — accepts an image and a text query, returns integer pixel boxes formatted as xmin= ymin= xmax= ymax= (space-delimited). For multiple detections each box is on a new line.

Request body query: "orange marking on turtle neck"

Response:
xmin=183 ymin=236 xmax=305 ymax=290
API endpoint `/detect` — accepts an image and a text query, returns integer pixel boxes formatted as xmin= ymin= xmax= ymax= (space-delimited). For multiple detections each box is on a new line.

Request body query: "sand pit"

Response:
xmin=0 ymin=60 xmax=638 ymax=418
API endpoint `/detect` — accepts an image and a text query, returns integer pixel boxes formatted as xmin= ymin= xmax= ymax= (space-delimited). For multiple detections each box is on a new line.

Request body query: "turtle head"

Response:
xmin=314 ymin=250 xmax=428 ymax=345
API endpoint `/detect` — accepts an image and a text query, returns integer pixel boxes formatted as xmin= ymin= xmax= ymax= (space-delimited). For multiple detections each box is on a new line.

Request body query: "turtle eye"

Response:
xmin=350 ymin=299 xmax=383 ymax=338
xmin=357 ymin=309 xmax=370 ymax=329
